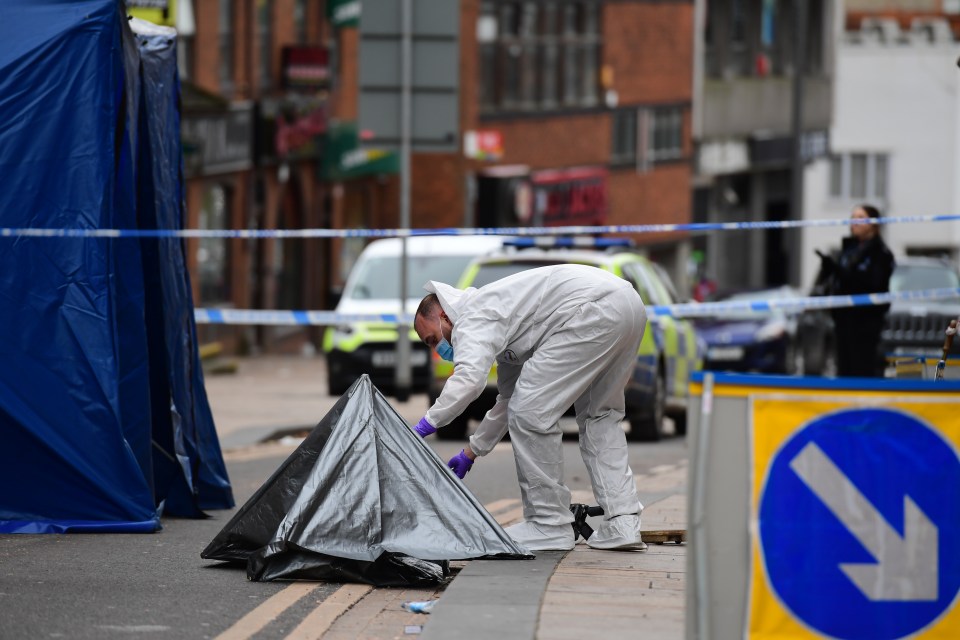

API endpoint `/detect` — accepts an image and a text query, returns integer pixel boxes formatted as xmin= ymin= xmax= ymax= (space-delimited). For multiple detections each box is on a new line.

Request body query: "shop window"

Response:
xmin=479 ymin=0 xmax=600 ymax=114
xmin=610 ymin=106 xmax=684 ymax=169
xmin=275 ymin=192 xmax=304 ymax=311
xmin=219 ymin=0 xmax=234 ymax=93
xmin=198 ymin=184 xmax=231 ymax=305
xmin=828 ymin=152 xmax=889 ymax=202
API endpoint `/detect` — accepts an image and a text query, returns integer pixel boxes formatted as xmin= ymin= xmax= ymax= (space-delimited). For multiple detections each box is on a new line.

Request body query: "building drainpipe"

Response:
xmin=789 ymin=0 xmax=808 ymax=288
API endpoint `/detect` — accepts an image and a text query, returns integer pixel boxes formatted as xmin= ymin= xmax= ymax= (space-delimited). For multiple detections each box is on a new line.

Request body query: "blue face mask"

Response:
xmin=436 ymin=319 xmax=454 ymax=362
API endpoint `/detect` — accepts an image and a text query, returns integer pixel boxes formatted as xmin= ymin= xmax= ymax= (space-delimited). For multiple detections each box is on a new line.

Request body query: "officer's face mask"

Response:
xmin=436 ymin=318 xmax=454 ymax=362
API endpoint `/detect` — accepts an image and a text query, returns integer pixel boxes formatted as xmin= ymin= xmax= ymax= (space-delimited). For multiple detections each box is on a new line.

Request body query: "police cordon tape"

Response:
xmin=193 ymin=287 xmax=960 ymax=326
xmin=4 ymin=213 xmax=960 ymax=239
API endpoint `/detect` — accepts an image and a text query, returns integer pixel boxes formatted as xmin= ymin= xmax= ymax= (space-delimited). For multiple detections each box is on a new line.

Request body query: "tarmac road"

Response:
xmin=0 ymin=356 xmax=689 ymax=639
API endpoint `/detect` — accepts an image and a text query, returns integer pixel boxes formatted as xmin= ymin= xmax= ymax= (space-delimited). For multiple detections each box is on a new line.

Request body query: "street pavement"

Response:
xmin=205 ymin=355 xmax=688 ymax=640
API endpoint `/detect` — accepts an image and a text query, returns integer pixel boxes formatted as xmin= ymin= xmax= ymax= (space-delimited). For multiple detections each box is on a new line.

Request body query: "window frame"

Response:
xmin=198 ymin=183 xmax=233 ymax=305
xmin=479 ymin=0 xmax=601 ymax=116
xmin=219 ymin=0 xmax=235 ymax=94
xmin=827 ymin=152 xmax=890 ymax=203
xmin=610 ymin=105 xmax=686 ymax=170
xmin=258 ymin=0 xmax=273 ymax=91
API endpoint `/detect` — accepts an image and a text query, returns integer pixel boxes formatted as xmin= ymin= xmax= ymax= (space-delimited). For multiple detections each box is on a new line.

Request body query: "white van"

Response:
xmin=322 ymin=235 xmax=504 ymax=399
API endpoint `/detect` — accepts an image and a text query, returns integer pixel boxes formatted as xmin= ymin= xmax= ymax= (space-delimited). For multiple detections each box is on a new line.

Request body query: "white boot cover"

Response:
xmin=504 ymin=520 xmax=575 ymax=551
xmin=587 ymin=514 xmax=647 ymax=551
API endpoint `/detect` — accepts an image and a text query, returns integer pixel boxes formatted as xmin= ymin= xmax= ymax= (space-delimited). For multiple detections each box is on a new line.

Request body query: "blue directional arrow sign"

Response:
xmin=759 ymin=408 xmax=960 ymax=640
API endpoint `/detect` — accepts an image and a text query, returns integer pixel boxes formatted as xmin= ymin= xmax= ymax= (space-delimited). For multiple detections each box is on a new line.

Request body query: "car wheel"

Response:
xmin=784 ymin=340 xmax=803 ymax=376
xmin=628 ymin=366 xmax=665 ymax=442
xmin=822 ymin=340 xmax=838 ymax=378
xmin=436 ymin=414 xmax=470 ymax=440
xmin=671 ymin=410 xmax=687 ymax=437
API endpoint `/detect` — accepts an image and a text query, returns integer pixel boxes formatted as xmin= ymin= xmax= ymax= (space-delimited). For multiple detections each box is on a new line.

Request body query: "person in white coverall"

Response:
xmin=411 ymin=264 xmax=648 ymax=552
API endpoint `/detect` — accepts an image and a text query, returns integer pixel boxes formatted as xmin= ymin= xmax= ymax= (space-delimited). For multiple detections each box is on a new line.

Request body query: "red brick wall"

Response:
xmin=608 ymin=163 xmax=691 ymax=246
xmin=489 ymin=113 xmax=612 ymax=169
xmin=191 ymin=0 xmax=219 ymax=94
xmin=427 ymin=0 xmax=695 ymax=242
xmin=604 ymin=2 xmax=694 ymax=105
xmin=407 ymin=0 xmax=479 ymax=229
xmin=335 ymin=28 xmax=359 ymax=120
xmin=412 ymin=154 xmax=465 ymax=228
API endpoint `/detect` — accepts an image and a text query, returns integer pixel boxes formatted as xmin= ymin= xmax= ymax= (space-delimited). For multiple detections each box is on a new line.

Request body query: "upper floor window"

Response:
xmin=610 ymin=106 xmax=685 ymax=170
xmin=219 ymin=0 xmax=234 ymax=93
xmin=829 ymin=152 xmax=889 ymax=201
xmin=259 ymin=0 xmax=273 ymax=90
xmin=294 ymin=0 xmax=308 ymax=43
xmin=611 ymin=109 xmax=637 ymax=165
xmin=479 ymin=0 xmax=600 ymax=115
xmin=705 ymin=0 xmax=826 ymax=79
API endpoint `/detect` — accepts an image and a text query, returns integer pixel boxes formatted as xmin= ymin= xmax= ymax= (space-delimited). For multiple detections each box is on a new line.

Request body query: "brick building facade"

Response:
xmin=405 ymin=0 xmax=696 ymax=281
xmin=135 ymin=0 xmax=696 ymax=353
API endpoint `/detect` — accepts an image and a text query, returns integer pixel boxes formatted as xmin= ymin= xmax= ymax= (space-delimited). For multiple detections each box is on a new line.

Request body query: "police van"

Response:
xmin=322 ymin=235 xmax=505 ymax=399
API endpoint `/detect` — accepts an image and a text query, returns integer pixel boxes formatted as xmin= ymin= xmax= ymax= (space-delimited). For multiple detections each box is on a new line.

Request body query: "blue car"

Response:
xmin=694 ymin=286 xmax=804 ymax=375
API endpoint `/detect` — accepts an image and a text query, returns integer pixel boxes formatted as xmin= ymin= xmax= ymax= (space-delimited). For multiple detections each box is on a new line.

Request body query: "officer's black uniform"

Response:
xmin=820 ymin=235 xmax=895 ymax=377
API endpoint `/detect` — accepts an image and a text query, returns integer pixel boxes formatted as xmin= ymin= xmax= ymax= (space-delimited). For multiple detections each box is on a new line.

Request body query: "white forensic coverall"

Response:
xmin=424 ymin=264 xmax=646 ymax=527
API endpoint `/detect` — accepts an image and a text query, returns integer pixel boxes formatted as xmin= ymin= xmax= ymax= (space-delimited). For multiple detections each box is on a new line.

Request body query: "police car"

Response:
xmin=429 ymin=237 xmax=704 ymax=441
xmin=322 ymin=235 xmax=504 ymax=399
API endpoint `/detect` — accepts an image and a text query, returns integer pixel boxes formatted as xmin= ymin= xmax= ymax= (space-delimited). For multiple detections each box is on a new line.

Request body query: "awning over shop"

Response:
xmin=321 ymin=121 xmax=399 ymax=181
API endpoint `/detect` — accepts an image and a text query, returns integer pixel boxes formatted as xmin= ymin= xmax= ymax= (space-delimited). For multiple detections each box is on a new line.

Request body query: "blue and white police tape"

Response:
xmin=4 ymin=213 xmax=960 ymax=240
xmin=193 ymin=287 xmax=960 ymax=326
xmin=194 ymin=309 xmax=408 ymax=326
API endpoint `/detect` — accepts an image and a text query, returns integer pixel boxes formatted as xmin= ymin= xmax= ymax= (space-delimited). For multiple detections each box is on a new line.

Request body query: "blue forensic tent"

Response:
xmin=0 ymin=1 xmax=234 ymax=533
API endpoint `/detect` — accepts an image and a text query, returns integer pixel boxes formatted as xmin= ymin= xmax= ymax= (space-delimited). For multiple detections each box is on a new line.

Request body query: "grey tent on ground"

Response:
xmin=201 ymin=374 xmax=532 ymax=586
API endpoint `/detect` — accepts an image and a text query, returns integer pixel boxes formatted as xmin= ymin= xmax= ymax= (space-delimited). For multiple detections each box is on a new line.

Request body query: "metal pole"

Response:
xmin=789 ymin=0 xmax=808 ymax=288
xmin=692 ymin=372 xmax=715 ymax=640
xmin=395 ymin=0 xmax=413 ymax=398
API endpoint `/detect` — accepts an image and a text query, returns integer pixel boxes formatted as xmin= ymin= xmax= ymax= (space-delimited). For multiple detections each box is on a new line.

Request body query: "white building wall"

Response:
xmin=802 ymin=29 xmax=960 ymax=291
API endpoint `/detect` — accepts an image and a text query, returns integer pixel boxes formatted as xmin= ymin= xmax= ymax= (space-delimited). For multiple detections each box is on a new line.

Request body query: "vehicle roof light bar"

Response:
xmin=501 ymin=236 xmax=634 ymax=248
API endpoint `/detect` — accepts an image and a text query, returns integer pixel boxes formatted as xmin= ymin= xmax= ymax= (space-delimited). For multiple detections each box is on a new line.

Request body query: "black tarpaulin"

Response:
xmin=201 ymin=375 xmax=531 ymax=586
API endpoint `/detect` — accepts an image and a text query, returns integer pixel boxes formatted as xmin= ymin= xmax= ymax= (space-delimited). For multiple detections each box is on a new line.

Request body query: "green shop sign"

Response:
xmin=322 ymin=122 xmax=398 ymax=181
xmin=326 ymin=0 xmax=360 ymax=28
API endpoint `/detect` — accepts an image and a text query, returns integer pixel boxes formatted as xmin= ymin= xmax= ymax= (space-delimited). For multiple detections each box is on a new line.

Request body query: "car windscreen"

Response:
xmin=470 ymin=261 xmax=566 ymax=289
xmin=890 ymin=265 xmax=960 ymax=293
xmin=347 ymin=255 xmax=477 ymax=300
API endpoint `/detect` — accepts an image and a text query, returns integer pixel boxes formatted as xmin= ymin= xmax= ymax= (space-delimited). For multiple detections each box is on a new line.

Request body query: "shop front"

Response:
xmin=475 ymin=165 xmax=609 ymax=229
xmin=320 ymin=121 xmax=399 ymax=298
xmin=180 ymin=88 xmax=254 ymax=350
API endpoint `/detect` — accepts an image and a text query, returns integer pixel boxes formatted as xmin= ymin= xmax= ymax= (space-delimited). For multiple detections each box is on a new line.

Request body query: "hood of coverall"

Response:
xmin=424 ymin=281 xmax=477 ymax=324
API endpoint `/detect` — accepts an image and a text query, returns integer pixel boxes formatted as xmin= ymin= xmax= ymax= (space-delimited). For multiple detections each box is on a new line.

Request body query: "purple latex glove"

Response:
xmin=447 ymin=450 xmax=474 ymax=479
xmin=413 ymin=417 xmax=437 ymax=438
